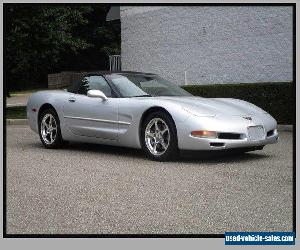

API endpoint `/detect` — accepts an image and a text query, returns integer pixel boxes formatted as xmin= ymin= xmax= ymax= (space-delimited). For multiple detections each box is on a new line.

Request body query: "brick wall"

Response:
xmin=120 ymin=6 xmax=293 ymax=85
xmin=48 ymin=72 xmax=87 ymax=89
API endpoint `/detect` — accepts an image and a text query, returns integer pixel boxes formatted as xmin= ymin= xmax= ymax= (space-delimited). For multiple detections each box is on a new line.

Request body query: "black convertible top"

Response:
xmin=85 ymin=71 xmax=156 ymax=76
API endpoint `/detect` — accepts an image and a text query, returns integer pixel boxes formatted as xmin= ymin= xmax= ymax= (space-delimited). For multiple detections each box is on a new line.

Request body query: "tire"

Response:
xmin=141 ymin=111 xmax=179 ymax=161
xmin=38 ymin=108 xmax=64 ymax=149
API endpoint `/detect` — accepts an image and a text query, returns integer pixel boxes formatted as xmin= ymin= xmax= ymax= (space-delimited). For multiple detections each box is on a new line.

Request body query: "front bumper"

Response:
xmin=177 ymin=113 xmax=278 ymax=151
xmin=184 ymin=132 xmax=278 ymax=151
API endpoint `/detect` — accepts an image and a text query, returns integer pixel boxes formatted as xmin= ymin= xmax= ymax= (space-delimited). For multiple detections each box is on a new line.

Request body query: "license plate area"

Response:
xmin=248 ymin=126 xmax=265 ymax=141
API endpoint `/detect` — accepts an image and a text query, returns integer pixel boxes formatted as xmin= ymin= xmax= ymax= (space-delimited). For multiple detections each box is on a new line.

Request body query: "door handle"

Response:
xmin=68 ymin=97 xmax=76 ymax=103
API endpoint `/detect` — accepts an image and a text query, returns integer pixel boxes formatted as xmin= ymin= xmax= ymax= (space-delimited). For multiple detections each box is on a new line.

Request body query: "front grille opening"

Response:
xmin=217 ymin=133 xmax=242 ymax=140
xmin=210 ymin=142 xmax=225 ymax=147
xmin=267 ymin=130 xmax=274 ymax=137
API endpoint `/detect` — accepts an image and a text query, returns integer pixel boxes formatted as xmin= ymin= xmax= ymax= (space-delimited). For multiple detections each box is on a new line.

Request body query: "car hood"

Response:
xmin=153 ymin=96 xmax=267 ymax=117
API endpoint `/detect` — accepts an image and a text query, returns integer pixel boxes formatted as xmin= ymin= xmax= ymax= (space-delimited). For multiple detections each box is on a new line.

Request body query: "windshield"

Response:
xmin=107 ymin=74 xmax=193 ymax=97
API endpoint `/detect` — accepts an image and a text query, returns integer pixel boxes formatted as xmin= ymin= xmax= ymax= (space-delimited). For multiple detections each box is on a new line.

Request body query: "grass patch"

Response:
xmin=6 ymin=106 xmax=27 ymax=119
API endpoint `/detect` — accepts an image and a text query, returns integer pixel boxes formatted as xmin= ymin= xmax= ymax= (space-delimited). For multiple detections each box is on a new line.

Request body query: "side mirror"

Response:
xmin=87 ymin=89 xmax=108 ymax=101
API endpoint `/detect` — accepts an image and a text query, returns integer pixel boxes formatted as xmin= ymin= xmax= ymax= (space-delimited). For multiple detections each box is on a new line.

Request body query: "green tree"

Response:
xmin=4 ymin=4 xmax=120 ymax=95
xmin=58 ymin=5 xmax=120 ymax=72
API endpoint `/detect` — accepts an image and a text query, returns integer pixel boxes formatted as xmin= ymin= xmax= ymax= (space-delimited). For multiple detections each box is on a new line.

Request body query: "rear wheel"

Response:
xmin=141 ymin=111 xmax=179 ymax=161
xmin=38 ymin=108 xmax=64 ymax=148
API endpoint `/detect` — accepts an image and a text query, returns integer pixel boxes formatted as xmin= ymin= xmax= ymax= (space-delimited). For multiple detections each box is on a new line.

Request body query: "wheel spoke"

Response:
xmin=154 ymin=120 xmax=159 ymax=131
xmin=49 ymin=126 xmax=57 ymax=132
xmin=160 ymin=141 xmax=167 ymax=150
xmin=49 ymin=116 xmax=53 ymax=128
xmin=161 ymin=128 xmax=168 ymax=134
xmin=50 ymin=131 xmax=53 ymax=143
xmin=146 ymin=131 xmax=155 ymax=138
xmin=42 ymin=120 xmax=49 ymax=129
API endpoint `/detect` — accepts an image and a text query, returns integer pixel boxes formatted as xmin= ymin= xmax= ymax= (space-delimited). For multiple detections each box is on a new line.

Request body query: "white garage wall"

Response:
xmin=120 ymin=6 xmax=293 ymax=85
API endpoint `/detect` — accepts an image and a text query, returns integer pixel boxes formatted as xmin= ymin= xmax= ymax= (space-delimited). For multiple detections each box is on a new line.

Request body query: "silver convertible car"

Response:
xmin=27 ymin=71 xmax=278 ymax=161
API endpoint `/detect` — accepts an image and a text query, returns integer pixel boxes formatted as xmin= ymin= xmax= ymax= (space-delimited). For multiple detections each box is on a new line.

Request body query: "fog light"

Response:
xmin=191 ymin=130 xmax=217 ymax=138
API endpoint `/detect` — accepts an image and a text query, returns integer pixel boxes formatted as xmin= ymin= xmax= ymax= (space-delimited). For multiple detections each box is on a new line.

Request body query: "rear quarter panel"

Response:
xmin=27 ymin=90 xmax=70 ymax=134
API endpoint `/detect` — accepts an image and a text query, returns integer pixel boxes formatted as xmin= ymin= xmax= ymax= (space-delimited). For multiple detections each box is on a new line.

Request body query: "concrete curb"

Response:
xmin=6 ymin=103 xmax=27 ymax=107
xmin=6 ymin=119 xmax=294 ymax=131
xmin=10 ymin=93 xmax=31 ymax=97
xmin=6 ymin=119 xmax=29 ymax=125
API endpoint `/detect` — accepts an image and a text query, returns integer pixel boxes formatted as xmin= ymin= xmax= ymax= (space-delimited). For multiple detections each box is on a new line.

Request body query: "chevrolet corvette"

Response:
xmin=27 ymin=71 xmax=278 ymax=161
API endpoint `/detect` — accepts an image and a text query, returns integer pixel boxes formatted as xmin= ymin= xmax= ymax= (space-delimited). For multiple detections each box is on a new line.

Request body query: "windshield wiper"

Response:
xmin=131 ymin=94 xmax=152 ymax=97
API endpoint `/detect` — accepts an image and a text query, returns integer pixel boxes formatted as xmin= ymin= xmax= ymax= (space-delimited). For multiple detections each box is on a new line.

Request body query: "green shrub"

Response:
xmin=182 ymin=82 xmax=294 ymax=124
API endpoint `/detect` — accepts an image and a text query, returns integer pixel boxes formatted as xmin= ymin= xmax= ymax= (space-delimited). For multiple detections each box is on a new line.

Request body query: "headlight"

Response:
xmin=182 ymin=107 xmax=215 ymax=117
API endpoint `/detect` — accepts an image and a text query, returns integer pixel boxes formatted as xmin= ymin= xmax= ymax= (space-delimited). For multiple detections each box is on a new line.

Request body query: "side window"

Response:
xmin=77 ymin=75 xmax=112 ymax=97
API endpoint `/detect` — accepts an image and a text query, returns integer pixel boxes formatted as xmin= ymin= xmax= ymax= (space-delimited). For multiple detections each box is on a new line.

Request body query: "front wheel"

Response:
xmin=141 ymin=111 xmax=179 ymax=161
xmin=38 ymin=108 xmax=64 ymax=148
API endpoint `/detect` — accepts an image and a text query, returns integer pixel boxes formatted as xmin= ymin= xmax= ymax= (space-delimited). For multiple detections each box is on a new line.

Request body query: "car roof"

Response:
xmin=67 ymin=71 xmax=157 ymax=94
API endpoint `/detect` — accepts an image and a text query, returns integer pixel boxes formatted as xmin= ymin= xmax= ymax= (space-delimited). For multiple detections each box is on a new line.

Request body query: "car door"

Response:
xmin=63 ymin=75 xmax=119 ymax=140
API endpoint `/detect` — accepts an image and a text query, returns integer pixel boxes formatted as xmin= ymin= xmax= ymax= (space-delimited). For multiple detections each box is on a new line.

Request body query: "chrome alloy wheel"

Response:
xmin=145 ymin=118 xmax=170 ymax=156
xmin=40 ymin=114 xmax=57 ymax=145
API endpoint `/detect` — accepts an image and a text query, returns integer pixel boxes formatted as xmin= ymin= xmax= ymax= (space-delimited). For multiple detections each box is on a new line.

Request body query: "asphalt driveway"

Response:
xmin=6 ymin=125 xmax=293 ymax=234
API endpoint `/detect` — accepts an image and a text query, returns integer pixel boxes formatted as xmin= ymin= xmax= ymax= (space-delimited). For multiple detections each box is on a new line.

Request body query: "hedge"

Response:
xmin=182 ymin=82 xmax=294 ymax=125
